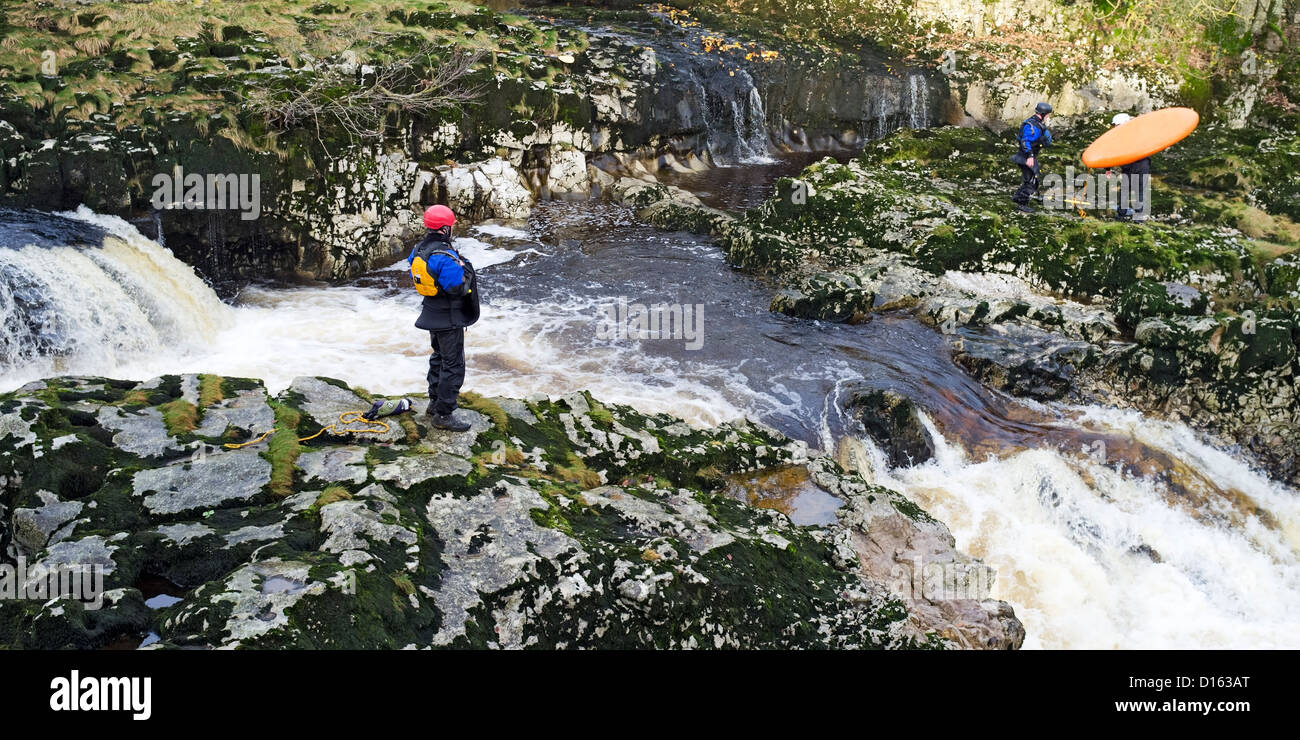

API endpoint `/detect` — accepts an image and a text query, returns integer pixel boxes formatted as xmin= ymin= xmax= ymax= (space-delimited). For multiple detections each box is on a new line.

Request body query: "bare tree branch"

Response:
xmin=246 ymin=44 xmax=485 ymax=146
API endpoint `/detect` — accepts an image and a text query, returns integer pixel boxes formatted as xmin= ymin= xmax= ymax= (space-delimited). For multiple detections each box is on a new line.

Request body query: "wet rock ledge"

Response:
xmin=0 ymin=374 xmax=1022 ymax=650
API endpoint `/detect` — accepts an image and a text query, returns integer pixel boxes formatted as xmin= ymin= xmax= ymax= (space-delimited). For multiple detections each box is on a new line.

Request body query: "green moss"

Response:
xmin=0 ymin=375 xmax=985 ymax=649
xmin=554 ymin=452 xmax=603 ymax=489
xmin=397 ymin=414 xmax=421 ymax=443
xmin=586 ymin=398 xmax=614 ymax=428
xmin=528 ymin=498 xmax=574 ymax=536
xmin=390 ymin=573 xmax=416 ymax=597
xmin=1116 ymin=279 xmax=1210 ymax=331
xmin=886 ymin=488 xmax=935 ymax=523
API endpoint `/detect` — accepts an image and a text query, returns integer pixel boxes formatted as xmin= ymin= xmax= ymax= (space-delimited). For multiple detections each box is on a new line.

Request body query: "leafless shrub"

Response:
xmin=246 ymin=44 xmax=484 ymax=146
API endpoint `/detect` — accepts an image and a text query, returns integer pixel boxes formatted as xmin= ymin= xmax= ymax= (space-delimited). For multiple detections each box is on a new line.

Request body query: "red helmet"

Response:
xmin=423 ymin=204 xmax=456 ymax=230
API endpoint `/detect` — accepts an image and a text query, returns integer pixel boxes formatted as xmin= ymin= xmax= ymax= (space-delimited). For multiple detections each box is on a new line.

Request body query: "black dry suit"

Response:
xmin=408 ymin=230 xmax=480 ymax=416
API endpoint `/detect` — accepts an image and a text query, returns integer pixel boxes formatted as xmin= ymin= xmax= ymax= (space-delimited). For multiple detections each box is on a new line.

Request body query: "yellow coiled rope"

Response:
xmin=223 ymin=410 xmax=392 ymax=449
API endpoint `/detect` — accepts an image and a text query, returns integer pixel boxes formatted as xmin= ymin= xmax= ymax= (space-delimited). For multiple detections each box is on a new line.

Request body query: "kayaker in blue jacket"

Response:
xmin=1011 ymin=102 xmax=1053 ymax=212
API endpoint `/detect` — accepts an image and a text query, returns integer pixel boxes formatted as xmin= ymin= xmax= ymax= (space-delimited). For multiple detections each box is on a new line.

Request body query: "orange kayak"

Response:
xmin=1081 ymin=107 xmax=1200 ymax=168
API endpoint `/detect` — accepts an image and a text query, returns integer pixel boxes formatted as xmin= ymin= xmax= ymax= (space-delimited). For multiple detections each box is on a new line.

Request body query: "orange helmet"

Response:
xmin=423 ymin=204 xmax=456 ymax=230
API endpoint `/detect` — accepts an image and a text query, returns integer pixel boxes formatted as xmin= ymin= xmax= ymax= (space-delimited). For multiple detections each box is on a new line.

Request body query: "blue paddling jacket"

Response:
xmin=1019 ymin=115 xmax=1053 ymax=158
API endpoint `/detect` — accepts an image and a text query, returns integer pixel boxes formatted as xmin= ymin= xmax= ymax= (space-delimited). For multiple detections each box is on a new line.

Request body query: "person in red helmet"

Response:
xmin=407 ymin=204 xmax=479 ymax=431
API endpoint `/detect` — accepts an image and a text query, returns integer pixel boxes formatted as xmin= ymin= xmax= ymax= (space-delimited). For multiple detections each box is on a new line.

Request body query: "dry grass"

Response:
xmin=312 ymin=485 xmax=353 ymax=511
xmin=159 ymin=399 xmax=198 ymax=436
xmin=244 ymin=43 xmax=484 ymax=144
xmin=266 ymin=404 xmax=303 ymax=498
xmin=555 ymin=453 xmax=602 ymax=489
xmin=197 ymin=374 xmax=224 ymax=408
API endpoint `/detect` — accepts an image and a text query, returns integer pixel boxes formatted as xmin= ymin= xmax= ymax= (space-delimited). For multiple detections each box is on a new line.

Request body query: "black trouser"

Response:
xmin=427 ymin=328 xmax=465 ymax=416
xmin=1118 ymin=158 xmax=1150 ymax=217
xmin=1013 ymin=159 xmax=1041 ymax=204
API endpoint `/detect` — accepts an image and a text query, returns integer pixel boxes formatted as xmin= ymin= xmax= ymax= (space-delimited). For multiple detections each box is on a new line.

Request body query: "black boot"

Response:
xmin=429 ymin=412 xmax=470 ymax=432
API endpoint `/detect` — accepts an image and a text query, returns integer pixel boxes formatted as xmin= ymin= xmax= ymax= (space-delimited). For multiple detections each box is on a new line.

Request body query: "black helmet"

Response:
xmin=1035 ymin=102 xmax=1053 ymax=116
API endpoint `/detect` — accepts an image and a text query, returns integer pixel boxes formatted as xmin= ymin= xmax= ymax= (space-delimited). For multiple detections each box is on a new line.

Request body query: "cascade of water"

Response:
xmin=907 ymin=72 xmax=930 ymax=129
xmin=698 ymin=65 xmax=775 ymax=164
xmin=875 ymin=96 xmax=890 ymax=139
xmin=860 ymin=409 xmax=1300 ymax=649
xmin=0 ymin=207 xmax=233 ymax=387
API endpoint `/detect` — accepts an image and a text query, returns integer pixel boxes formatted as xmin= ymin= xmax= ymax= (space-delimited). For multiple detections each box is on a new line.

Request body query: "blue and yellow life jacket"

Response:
xmin=410 ymin=240 xmax=475 ymax=298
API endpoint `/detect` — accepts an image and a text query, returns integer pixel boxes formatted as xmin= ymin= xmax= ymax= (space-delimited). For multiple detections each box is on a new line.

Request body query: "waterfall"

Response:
xmin=700 ymin=66 xmax=775 ymax=164
xmin=874 ymin=97 xmax=890 ymax=140
xmin=865 ymin=73 xmax=930 ymax=141
xmin=907 ymin=72 xmax=930 ymax=129
xmin=0 ymin=207 xmax=233 ymax=389
xmin=736 ymin=80 xmax=775 ymax=163
xmin=860 ymin=409 xmax=1300 ymax=649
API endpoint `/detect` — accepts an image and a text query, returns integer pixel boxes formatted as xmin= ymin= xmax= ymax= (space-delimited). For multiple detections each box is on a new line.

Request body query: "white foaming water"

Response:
xmin=470 ymin=223 xmax=532 ymax=241
xmin=85 ymin=286 xmax=766 ymax=426
xmin=1 ymin=207 xmax=233 ymax=388
xmin=1 ymin=214 xmax=770 ymax=425
xmin=469 ymin=293 xmax=765 ymax=425
xmin=863 ymin=409 xmax=1300 ymax=649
